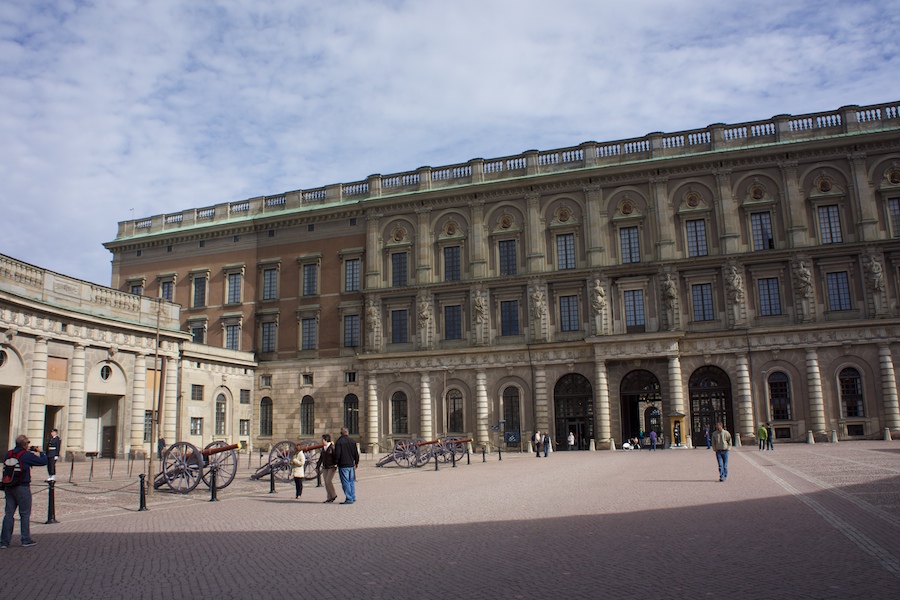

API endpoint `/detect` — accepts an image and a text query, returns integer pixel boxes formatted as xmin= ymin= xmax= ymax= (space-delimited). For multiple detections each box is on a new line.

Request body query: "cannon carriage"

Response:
xmin=375 ymin=436 xmax=469 ymax=468
xmin=153 ymin=441 xmax=239 ymax=493
xmin=251 ymin=440 xmax=325 ymax=483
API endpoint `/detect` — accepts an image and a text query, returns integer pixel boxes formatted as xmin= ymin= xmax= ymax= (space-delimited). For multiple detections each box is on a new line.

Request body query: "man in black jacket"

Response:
xmin=45 ymin=429 xmax=61 ymax=482
xmin=332 ymin=428 xmax=359 ymax=504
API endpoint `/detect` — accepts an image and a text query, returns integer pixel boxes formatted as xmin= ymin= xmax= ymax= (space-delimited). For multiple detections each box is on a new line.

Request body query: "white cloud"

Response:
xmin=1 ymin=0 xmax=898 ymax=285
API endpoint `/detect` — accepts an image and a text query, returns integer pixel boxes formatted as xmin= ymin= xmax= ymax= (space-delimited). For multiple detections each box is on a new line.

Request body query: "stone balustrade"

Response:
xmin=111 ymin=101 xmax=900 ymax=241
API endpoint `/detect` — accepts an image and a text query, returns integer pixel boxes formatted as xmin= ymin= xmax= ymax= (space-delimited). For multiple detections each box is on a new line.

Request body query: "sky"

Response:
xmin=1 ymin=0 xmax=898 ymax=287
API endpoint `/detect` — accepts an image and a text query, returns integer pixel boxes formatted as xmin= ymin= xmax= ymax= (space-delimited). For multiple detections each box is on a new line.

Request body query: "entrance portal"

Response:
xmin=553 ymin=374 xmax=593 ymax=450
xmin=620 ymin=370 xmax=662 ymax=442
xmin=689 ymin=366 xmax=734 ymax=447
xmin=0 ymin=387 xmax=13 ymax=452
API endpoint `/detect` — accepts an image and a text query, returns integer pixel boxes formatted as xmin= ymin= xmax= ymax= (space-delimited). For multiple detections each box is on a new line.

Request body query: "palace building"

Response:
xmin=103 ymin=101 xmax=900 ymax=452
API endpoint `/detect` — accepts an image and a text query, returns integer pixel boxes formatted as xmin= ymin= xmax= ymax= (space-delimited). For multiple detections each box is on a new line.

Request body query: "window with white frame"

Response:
xmin=215 ymin=394 xmax=227 ymax=436
xmin=691 ymin=283 xmax=715 ymax=321
xmin=260 ymin=397 xmax=273 ymax=436
xmin=556 ymin=233 xmax=576 ymax=269
xmin=189 ymin=319 xmax=207 ymax=344
xmin=685 ymin=219 xmax=708 ymax=257
xmin=261 ymin=267 xmax=278 ymax=301
xmin=261 ymin=321 xmax=277 ymax=353
xmin=750 ymin=212 xmax=774 ymax=251
xmin=757 ymin=277 xmax=782 ymax=316
xmin=223 ymin=318 xmax=241 ymax=350
xmin=817 ymin=205 xmax=843 ymax=244
xmin=301 ymin=317 xmax=317 ymax=350
xmin=239 ymin=420 xmax=250 ymax=436
xmin=624 ymin=289 xmax=645 ymax=332
xmin=223 ymin=265 xmax=245 ymax=305
xmin=191 ymin=271 xmax=208 ymax=308
xmin=559 ymin=295 xmax=579 ymax=332
xmin=302 ymin=263 xmax=318 ymax=296
xmin=190 ymin=417 xmax=203 ymax=436
xmin=191 ymin=384 xmax=204 ymax=402
xmin=344 ymin=257 xmax=361 ymax=292
xmin=344 ymin=314 xmax=360 ymax=348
xmin=620 ymin=226 xmax=641 ymax=263
xmin=825 ymin=272 xmax=852 ymax=311
xmin=159 ymin=278 xmax=174 ymax=302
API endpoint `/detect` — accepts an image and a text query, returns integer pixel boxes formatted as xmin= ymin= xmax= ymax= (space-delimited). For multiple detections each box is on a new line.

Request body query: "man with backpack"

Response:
xmin=1 ymin=434 xmax=47 ymax=549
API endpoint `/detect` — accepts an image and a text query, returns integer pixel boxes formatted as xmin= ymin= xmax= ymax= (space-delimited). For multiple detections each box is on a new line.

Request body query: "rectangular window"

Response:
xmin=262 ymin=268 xmax=278 ymax=300
xmin=302 ymin=264 xmax=318 ymax=296
xmin=227 ymin=272 xmax=241 ymax=304
xmin=225 ymin=324 xmax=240 ymax=350
xmin=685 ymin=220 xmax=708 ymax=257
xmin=444 ymin=305 xmax=462 ymax=340
xmin=499 ymin=240 xmax=517 ymax=276
xmin=192 ymin=276 xmax=206 ymax=308
xmin=240 ymin=389 xmax=250 ymax=404
xmin=239 ymin=419 xmax=250 ymax=436
xmin=131 ymin=284 xmax=143 ymax=296
xmin=758 ymin=277 xmax=782 ymax=316
xmin=559 ymin=295 xmax=579 ymax=332
xmin=691 ymin=283 xmax=715 ymax=321
xmin=261 ymin=322 xmax=276 ymax=353
xmin=826 ymin=272 xmax=852 ymax=311
xmin=620 ymin=227 xmax=641 ymax=263
xmin=344 ymin=314 xmax=360 ymax=348
xmin=345 ymin=258 xmax=360 ymax=292
xmin=444 ymin=246 xmax=461 ymax=281
xmin=624 ymin=289 xmax=645 ymax=331
xmin=750 ymin=212 xmax=774 ymax=251
xmin=260 ymin=374 xmax=272 ymax=387
xmin=556 ymin=234 xmax=576 ymax=269
xmin=301 ymin=318 xmax=317 ymax=350
xmin=190 ymin=324 xmax=205 ymax=344
xmin=391 ymin=252 xmax=408 ymax=287
xmin=500 ymin=300 xmax=519 ymax=336
xmin=191 ymin=384 xmax=204 ymax=402
xmin=160 ymin=280 xmax=174 ymax=301
xmin=143 ymin=410 xmax=152 ymax=443
xmin=889 ymin=198 xmax=900 ymax=238
xmin=818 ymin=205 xmax=843 ymax=244
xmin=345 ymin=371 xmax=357 ymax=383
xmin=391 ymin=310 xmax=408 ymax=344
xmin=190 ymin=417 xmax=203 ymax=436
xmin=302 ymin=373 xmax=314 ymax=385
xmin=215 ymin=399 xmax=226 ymax=436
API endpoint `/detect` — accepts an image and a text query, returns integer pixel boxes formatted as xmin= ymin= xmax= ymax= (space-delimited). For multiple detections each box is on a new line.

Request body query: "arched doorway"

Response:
xmin=553 ymin=374 xmax=593 ymax=450
xmin=620 ymin=370 xmax=662 ymax=442
xmin=689 ymin=366 xmax=734 ymax=447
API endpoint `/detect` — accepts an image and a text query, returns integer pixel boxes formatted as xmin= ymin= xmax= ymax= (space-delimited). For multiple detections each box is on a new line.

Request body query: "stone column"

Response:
xmin=713 ymin=169 xmax=741 ymax=253
xmin=66 ymin=343 xmax=86 ymax=456
xmin=163 ymin=356 xmax=178 ymax=442
xmin=806 ymin=348 xmax=826 ymax=434
xmin=365 ymin=214 xmax=382 ymax=289
xmin=735 ymin=353 xmax=753 ymax=438
xmin=584 ymin=185 xmax=607 ymax=267
xmin=28 ymin=336 xmax=49 ymax=442
xmin=469 ymin=198 xmax=487 ymax=279
xmin=650 ymin=176 xmax=675 ymax=260
xmin=779 ymin=161 xmax=806 ymax=248
xmin=594 ymin=357 xmax=610 ymax=442
xmin=476 ymin=370 xmax=489 ymax=447
xmin=130 ymin=353 xmax=147 ymax=453
xmin=534 ymin=364 xmax=549 ymax=432
xmin=525 ymin=192 xmax=546 ymax=273
xmin=416 ymin=207 xmax=433 ymax=284
xmin=367 ymin=375 xmax=380 ymax=451
xmin=419 ymin=371 xmax=433 ymax=440
xmin=848 ymin=152 xmax=879 ymax=241
xmin=878 ymin=343 xmax=900 ymax=430
xmin=668 ymin=355 xmax=684 ymax=415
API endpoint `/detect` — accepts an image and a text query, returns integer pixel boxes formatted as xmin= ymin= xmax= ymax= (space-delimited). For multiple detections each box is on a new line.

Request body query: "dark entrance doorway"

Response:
xmin=43 ymin=405 xmax=62 ymax=448
xmin=102 ymin=426 xmax=117 ymax=459
xmin=553 ymin=374 xmax=593 ymax=450
xmin=689 ymin=366 xmax=734 ymax=447
xmin=0 ymin=387 xmax=13 ymax=453
xmin=620 ymin=370 xmax=662 ymax=442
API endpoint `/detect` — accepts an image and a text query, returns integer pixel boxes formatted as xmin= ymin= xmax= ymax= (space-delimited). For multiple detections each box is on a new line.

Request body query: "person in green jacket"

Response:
xmin=757 ymin=424 xmax=768 ymax=450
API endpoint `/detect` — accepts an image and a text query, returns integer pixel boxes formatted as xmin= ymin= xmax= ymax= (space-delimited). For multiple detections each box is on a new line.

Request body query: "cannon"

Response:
xmin=251 ymin=440 xmax=325 ymax=483
xmin=154 ymin=441 xmax=240 ymax=493
xmin=376 ymin=437 xmax=470 ymax=468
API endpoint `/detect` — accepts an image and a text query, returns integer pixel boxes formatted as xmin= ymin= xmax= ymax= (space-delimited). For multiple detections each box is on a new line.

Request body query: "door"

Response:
xmin=102 ymin=426 xmax=116 ymax=459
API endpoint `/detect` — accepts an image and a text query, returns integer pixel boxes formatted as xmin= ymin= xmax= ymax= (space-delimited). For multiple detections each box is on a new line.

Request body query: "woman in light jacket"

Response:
xmin=291 ymin=444 xmax=307 ymax=499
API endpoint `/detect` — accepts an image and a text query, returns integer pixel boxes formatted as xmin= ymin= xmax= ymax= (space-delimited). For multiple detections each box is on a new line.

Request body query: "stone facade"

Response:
xmin=0 ymin=255 xmax=256 ymax=458
xmin=105 ymin=101 xmax=900 ymax=451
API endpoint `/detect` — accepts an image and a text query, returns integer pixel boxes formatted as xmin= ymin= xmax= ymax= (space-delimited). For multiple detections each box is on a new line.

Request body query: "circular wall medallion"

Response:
xmin=686 ymin=193 xmax=700 ymax=207
xmin=818 ymin=179 xmax=832 ymax=193
xmin=622 ymin=203 xmax=633 ymax=215
xmin=499 ymin=215 xmax=512 ymax=229
xmin=889 ymin=170 xmax=900 ymax=185
xmin=751 ymin=186 xmax=764 ymax=200
xmin=100 ymin=365 xmax=112 ymax=380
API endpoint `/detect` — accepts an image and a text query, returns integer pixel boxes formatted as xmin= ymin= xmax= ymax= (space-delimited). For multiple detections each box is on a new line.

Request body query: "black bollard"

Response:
xmin=434 ymin=453 xmax=439 ymax=471
xmin=316 ymin=469 xmax=322 ymax=488
xmin=109 ymin=457 xmax=115 ymax=479
xmin=466 ymin=447 xmax=471 ymax=465
xmin=269 ymin=466 xmax=276 ymax=493
xmin=498 ymin=447 xmax=502 ymax=461
xmin=68 ymin=460 xmax=75 ymax=484
xmin=138 ymin=474 xmax=148 ymax=511
xmin=452 ymin=449 xmax=457 ymax=468
xmin=45 ymin=481 xmax=59 ymax=524
xmin=210 ymin=468 xmax=219 ymax=502
xmin=88 ymin=455 xmax=95 ymax=481
xmin=482 ymin=446 xmax=486 ymax=462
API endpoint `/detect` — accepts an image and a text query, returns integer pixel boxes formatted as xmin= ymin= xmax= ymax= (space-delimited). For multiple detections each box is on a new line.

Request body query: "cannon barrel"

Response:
xmin=298 ymin=441 xmax=327 ymax=452
xmin=201 ymin=443 xmax=240 ymax=457
xmin=416 ymin=439 xmax=441 ymax=447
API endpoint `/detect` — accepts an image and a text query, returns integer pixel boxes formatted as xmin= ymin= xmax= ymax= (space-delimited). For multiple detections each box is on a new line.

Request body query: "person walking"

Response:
xmin=291 ymin=444 xmax=306 ymax=499
xmin=333 ymin=428 xmax=359 ymax=504
xmin=757 ymin=423 xmax=768 ymax=451
xmin=567 ymin=431 xmax=575 ymax=451
xmin=534 ymin=431 xmax=542 ymax=458
xmin=712 ymin=422 xmax=733 ymax=482
xmin=649 ymin=429 xmax=657 ymax=450
xmin=157 ymin=435 xmax=166 ymax=460
xmin=45 ymin=429 xmax=61 ymax=482
xmin=542 ymin=432 xmax=551 ymax=457
xmin=1 ymin=434 xmax=48 ymax=549
xmin=315 ymin=434 xmax=337 ymax=503
xmin=703 ymin=426 xmax=711 ymax=449
xmin=766 ymin=423 xmax=775 ymax=451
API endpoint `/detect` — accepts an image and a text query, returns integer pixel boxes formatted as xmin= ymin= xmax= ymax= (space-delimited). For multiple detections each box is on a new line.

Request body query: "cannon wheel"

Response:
xmin=440 ymin=437 xmax=467 ymax=463
xmin=268 ymin=440 xmax=296 ymax=483
xmin=299 ymin=441 xmax=322 ymax=480
xmin=161 ymin=441 xmax=204 ymax=493
xmin=392 ymin=438 xmax=417 ymax=468
xmin=415 ymin=442 xmax=432 ymax=467
xmin=201 ymin=441 xmax=238 ymax=489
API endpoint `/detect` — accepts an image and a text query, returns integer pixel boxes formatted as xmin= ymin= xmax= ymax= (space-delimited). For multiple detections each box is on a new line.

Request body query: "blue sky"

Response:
xmin=1 ymin=0 xmax=898 ymax=286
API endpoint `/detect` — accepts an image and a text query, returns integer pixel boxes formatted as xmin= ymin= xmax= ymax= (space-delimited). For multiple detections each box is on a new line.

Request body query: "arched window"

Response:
xmin=767 ymin=372 xmax=792 ymax=420
xmin=300 ymin=395 xmax=315 ymax=436
xmin=215 ymin=394 xmax=227 ymax=436
xmin=447 ymin=389 xmax=463 ymax=433
xmin=502 ymin=387 xmax=521 ymax=432
xmin=839 ymin=367 xmax=864 ymax=417
xmin=260 ymin=397 xmax=273 ymax=436
xmin=391 ymin=391 xmax=408 ymax=434
xmin=344 ymin=394 xmax=359 ymax=435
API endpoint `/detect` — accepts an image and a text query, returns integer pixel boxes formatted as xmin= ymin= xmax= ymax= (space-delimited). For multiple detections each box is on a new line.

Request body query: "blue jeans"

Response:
xmin=715 ymin=450 xmax=729 ymax=480
xmin=2 ymin=485 xmax=33 ymax=546
xmin=338 ymin=467 xmax=356 ymax=503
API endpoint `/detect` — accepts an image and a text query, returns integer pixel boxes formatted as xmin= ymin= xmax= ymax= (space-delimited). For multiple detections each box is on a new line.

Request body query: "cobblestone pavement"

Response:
xmin=1 ymin=442 xmax=898 ymax=599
